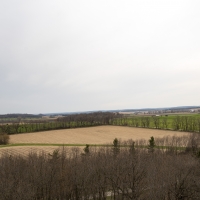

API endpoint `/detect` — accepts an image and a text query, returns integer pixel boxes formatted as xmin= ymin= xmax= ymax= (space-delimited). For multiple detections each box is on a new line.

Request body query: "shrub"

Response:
xmin=0 ymin=133 xmax=10 ymax=145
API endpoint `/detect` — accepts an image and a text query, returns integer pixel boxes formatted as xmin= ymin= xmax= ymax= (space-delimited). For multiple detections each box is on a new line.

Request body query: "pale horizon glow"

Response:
xmin=0 ymin=0 xmax=200 ymax=114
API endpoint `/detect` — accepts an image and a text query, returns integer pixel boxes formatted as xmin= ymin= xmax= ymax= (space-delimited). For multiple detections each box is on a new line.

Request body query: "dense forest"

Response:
xmin=0 ymin=134 xmax=200 ymax=199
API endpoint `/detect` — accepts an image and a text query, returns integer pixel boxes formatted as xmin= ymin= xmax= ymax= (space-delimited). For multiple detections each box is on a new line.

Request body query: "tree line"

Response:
xmin=0 ymin=134 xmax=200 ymax=199
xmin=1 ymin=113 xmax=200 ymax=135
xmin=0 ymin=112 xmax=120 ymax=134
xmin=112 ymin=115 xmax=200 ymax=132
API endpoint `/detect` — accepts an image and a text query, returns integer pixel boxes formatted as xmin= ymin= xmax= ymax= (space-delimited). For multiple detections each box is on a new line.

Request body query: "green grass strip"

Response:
xmin=0 ymin=143 xmax=90 ymax=148
xmin=0 ymin=143 xmax=186 ymax=150
xmin=0 ymin=143 xmax=116 ymax=148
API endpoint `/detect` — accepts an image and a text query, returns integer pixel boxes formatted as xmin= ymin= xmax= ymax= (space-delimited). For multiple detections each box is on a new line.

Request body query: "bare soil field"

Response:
xmin=0 ymin=146 xmax=58 ymax=157
xmin=0 ymin=146 xmax=83 ymax=157
xmin=9 ymin=125 xmax=189 ymax=144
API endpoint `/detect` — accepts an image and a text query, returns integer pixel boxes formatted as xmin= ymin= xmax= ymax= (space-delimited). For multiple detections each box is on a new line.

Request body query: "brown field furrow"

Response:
xmin=0 ymin=146 xmax=83 ymax=157
xmin=9 ymin=125 xmax=189 ymax=144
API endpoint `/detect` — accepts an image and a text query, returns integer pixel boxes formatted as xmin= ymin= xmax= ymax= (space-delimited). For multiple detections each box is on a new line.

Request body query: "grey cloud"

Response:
xmin=0 ymin=0 xmax=200 ymax=114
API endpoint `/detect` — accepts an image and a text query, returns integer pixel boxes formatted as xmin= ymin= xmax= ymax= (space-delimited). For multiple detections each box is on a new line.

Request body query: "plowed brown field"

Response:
xmin=0 ymin=146 xmax=83 ymax=157
xmin=9 ymin=125 xmax=188 ymax=144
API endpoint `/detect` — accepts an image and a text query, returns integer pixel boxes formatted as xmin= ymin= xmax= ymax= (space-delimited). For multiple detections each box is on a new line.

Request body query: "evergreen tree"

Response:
xmin=113 ymin=138 xmax=120 ymax=156
xmin=129 ymin=141 xmax=135 ymax=155
xmin=83 ymin=144 xmax=90 ymax=155
xmin=148 ymin=136 xmax=155 ymax=153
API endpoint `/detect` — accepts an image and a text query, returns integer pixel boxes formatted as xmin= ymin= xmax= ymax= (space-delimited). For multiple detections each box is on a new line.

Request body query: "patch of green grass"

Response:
xmin=0 ymin=143 xmax=115 ymax=148
xmin=0 ymin=143 xmax=186 ymax=150
xmin=112 ymin=114 xmax=200 ymax=132
xmin=0 ymin=143 xmax=86 ymax=148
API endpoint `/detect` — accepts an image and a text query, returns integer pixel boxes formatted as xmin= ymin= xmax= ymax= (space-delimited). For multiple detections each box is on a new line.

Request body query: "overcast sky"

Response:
xmin=0 ymin=0 xmax=200 ymax=114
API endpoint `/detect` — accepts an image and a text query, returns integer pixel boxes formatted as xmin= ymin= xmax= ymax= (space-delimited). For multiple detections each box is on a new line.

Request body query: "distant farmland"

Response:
xmin=0 ymin=125 xmax=190 ymax=157
xmin=9 ymin=125 xmax=189 ymax=145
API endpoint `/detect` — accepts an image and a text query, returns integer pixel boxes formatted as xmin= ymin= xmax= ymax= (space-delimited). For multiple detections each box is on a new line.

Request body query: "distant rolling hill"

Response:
xmin=43 ymin=106 xmax=200 ymax=116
